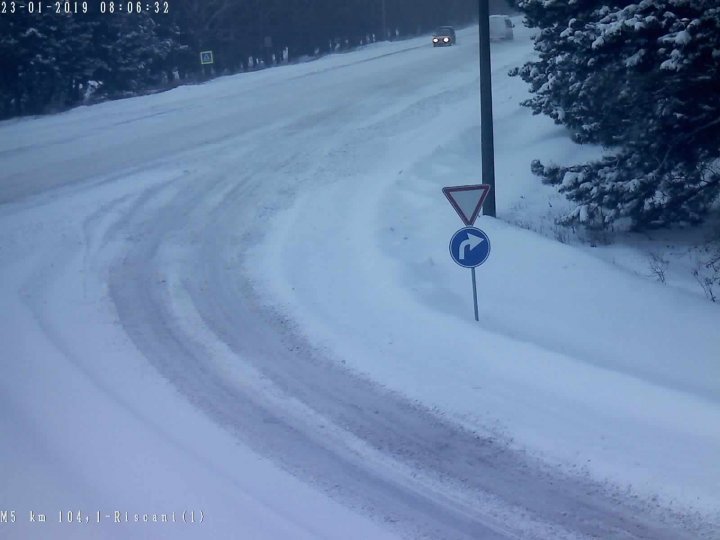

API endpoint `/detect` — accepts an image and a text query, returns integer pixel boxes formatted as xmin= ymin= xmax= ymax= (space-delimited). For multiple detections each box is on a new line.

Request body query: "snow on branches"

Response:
xmin=513 ymin=0 xmax=720 ymax=230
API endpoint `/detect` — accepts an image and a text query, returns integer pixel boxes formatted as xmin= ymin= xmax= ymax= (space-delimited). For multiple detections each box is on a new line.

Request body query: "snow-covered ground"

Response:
xmin=1 ymin=20 xmax=718 ymax=539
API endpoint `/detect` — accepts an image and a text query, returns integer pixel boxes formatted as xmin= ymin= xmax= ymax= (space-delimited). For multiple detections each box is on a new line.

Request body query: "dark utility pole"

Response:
xmin=477 ymin=0 xmax=497 ymax=217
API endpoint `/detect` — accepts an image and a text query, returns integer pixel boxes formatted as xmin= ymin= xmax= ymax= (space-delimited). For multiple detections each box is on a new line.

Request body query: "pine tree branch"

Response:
xmin=681 ymin=116 xmax=720 ymax=143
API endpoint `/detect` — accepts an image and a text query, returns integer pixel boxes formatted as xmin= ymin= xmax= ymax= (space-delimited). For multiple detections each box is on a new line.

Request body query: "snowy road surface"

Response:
xmin=2 ymin=23 xmax=719 ymax=539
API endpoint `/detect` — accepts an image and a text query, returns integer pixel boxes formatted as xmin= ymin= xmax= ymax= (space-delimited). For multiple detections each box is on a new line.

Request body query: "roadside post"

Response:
xmin=443 ymin=185 xmax=492 ymax=321
xmin=477 ymin=0 xmax=497 ymax=217
xmin=264 ymin=36 xmax=273 ymax=65
xmin=200 ymin=50 xmax=214 ymax=78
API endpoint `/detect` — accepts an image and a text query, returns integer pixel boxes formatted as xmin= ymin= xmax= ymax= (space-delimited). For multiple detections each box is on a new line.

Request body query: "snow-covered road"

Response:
xmin=1 ymin=23 xmax=718 ymax=539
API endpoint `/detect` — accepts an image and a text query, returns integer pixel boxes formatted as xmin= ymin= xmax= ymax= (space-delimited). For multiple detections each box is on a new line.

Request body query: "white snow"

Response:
xmin=0 ymin=170 xmax=399 ymax=540
xmin=674 ymin=30 xmax=692 ymax=45
xmin=625 ymin=49 xmax=646 ymax=67
xmin=1 ymin=18 xmax=718 ymax=539
xmin=661 ymin=49 xmax=685 ymax=71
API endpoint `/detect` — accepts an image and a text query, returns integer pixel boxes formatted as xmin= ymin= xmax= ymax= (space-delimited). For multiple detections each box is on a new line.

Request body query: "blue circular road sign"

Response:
xmin=449 ymin=227 xmax=491 ymax=268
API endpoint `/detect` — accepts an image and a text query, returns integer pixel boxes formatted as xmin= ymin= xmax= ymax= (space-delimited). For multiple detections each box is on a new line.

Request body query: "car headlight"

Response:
xmin=433 ymin=38 xmax=438 ymax=42
xmin=444 ymin=37 xmax=449 ymax=42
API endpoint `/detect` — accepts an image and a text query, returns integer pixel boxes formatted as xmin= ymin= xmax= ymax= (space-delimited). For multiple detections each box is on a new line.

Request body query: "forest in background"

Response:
xmin=0 ymin=0 xmax=513 ymax=118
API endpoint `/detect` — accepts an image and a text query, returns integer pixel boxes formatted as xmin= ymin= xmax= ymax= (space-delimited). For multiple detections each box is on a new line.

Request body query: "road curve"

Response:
xmin=3 ymin=27 xmax=712 ymax=540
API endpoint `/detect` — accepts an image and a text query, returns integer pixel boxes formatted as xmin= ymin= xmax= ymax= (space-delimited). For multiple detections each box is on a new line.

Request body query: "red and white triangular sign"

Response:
xmin=442 ymin=184 xmax=491 ymax=226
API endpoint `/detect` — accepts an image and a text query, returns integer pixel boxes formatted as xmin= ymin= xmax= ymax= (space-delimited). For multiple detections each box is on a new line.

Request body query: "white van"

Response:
xmin=489 ymin=15 xmax=514 ymax=41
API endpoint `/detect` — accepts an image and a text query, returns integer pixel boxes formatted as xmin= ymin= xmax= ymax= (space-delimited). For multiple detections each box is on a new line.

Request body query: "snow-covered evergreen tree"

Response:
xmin=93 ymin=13 xmax=173 ymax=98
xmin=0 ymin=13 xmax=176 ymax=118
xmin=0 ymin=13 xmax=98 ymax=115
xmin=513 ymin=0 xmax=720 ymax=230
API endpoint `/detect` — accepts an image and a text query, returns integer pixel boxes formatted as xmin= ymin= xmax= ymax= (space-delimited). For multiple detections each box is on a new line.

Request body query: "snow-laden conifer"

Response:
xmin=513 ymin=0 xmax=720 ymax=229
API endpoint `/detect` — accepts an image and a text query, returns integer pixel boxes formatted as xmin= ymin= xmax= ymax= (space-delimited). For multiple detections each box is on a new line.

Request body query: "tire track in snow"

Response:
xmin=104 ymin=89 xmax=701 ymax=539
xmin=5 ymin=24 xmax=707 ymax=539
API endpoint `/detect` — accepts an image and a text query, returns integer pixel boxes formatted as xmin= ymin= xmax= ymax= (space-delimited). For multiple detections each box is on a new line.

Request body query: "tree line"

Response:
xmin=0 ymin=0 xmax=484 ymax=119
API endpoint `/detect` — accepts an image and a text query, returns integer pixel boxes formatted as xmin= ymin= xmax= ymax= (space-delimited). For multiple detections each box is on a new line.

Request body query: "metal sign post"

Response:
xmin=200 ymin=50 xmax=214 ymax=79
xmin=444 ymin=184 xmax=493 ymax=321
xmin=449 ymin=227 xmax=491 ymax=321
xmin=471 ymin=267 xmax=479 ymax=321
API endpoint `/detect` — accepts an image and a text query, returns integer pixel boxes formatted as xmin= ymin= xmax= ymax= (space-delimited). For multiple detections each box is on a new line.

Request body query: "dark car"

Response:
xmin=432 ymin=26 xmax=456 ymax=47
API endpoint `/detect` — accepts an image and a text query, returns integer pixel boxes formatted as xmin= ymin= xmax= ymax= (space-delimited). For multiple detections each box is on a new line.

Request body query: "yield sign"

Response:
xmin=442 ymin=184 xmax=491 ymax=226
